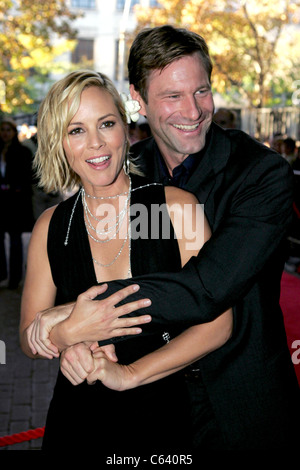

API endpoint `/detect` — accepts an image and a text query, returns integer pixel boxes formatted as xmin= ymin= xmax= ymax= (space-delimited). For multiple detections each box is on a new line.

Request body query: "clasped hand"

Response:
xmin=60 ymin=342 xmax=133 ymax=391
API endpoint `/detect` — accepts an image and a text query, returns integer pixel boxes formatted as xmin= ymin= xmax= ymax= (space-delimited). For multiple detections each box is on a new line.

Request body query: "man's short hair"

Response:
xmin=128 ymin=25 xmax=213 ymax=103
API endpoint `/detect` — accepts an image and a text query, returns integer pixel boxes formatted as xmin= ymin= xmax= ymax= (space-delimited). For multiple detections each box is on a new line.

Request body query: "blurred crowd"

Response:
xmin=0 ymin=119 xmax=63 ymax=289
xmin=269 ymin=133 xmax=300 ymax=274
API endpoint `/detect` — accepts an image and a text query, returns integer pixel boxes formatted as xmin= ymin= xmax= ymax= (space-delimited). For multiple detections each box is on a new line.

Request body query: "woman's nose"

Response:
xmin=88 ymin=130 xmax=105 ymax=149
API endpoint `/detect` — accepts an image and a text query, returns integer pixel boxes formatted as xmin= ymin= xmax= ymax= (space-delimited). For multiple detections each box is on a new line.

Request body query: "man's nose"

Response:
xmin=181 ymin=95 xmax=202 ymax=121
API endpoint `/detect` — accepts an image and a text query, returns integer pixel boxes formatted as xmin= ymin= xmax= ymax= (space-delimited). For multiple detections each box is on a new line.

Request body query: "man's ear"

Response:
xmin=129 ymin=84 xmax=147 ymax=117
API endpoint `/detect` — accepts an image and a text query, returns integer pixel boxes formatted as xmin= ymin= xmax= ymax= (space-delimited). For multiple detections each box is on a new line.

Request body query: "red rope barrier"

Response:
xmin=293 ymin=202 xmax=300 ymax=219
xmin=0 ymin=427 xmax=45 ymax=447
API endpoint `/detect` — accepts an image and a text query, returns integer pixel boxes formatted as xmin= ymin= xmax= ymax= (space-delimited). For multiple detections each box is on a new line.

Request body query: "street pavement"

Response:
xmin=0 ymin=234 xmax=58 ymax=451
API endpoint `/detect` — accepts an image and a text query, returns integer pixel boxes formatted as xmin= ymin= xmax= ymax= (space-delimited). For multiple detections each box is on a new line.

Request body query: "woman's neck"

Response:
xmin=82 ymin=173 xmax=130 ymax=210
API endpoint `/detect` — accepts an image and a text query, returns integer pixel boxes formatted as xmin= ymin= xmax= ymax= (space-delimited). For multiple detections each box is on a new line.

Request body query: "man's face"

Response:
xmin=130 ymin=53 xmax=214 ymax=173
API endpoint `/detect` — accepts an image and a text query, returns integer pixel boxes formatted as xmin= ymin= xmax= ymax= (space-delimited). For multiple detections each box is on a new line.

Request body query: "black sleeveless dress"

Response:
xmin=42 ymin=175 xmax=192 ymax=454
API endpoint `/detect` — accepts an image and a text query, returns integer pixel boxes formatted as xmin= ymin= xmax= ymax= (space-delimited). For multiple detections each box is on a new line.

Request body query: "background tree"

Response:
xmin=0 ymin=0 xmax=79 ymax=114
xmin=134 ymin=0 xmax=300 ymax=108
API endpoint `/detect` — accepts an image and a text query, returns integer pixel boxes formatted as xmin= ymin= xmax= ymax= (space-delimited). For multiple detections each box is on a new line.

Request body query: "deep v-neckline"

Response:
xmin=77 ymin=194 xmax=133 ymax=285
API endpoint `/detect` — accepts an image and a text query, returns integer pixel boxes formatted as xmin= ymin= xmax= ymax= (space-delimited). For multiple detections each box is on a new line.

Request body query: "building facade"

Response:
xmin=68 ymin=0 xmax=159 ymax=93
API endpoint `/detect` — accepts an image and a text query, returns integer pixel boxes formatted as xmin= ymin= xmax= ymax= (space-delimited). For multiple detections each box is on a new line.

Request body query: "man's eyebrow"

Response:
xmin=157 ymin=84 xmax=211 ymax=97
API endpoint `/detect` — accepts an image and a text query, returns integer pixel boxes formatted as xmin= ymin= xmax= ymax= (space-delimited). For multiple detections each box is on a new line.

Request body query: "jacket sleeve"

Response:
xmin=97 ymin=153 xmax=294 ymax=342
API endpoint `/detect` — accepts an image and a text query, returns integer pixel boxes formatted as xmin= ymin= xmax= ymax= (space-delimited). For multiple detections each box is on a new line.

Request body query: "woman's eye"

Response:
xmin=69 ymin=127 xmax=82 ymax=135
xmin=101 ymin=121 xmax=115 ymax=128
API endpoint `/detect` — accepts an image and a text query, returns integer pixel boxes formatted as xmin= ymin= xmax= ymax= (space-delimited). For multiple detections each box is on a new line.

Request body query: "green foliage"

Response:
xmin=0 ymin=0 xmax=80 ymax=114
xmin=134 ymin=0 xmax=300 ymax=108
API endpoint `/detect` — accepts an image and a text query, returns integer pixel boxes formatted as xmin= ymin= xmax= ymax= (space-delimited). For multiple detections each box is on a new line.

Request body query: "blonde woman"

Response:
xmin=20 ymin=70 xmax=232 ymax=453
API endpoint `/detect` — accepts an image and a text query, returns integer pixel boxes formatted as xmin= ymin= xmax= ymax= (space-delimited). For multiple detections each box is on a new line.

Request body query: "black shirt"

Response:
xmin=157 ymin=146 xmax=203 ymax=189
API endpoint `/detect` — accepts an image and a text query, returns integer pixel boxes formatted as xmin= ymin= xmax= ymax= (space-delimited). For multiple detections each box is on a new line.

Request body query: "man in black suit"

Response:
xmin=99 ymin=25 xmax=299 ymax=450
xmin=30 ymin=25 xmax=299 ymax=450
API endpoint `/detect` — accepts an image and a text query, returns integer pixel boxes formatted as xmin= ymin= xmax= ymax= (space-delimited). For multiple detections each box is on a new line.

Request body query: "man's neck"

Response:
xmin=157 ymin=151 xmax=189 ymax=176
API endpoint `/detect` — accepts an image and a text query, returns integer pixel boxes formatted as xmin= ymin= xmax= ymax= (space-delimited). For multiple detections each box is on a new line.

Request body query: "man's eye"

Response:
xmin=196 ymin=88 xmax=211 ymax=96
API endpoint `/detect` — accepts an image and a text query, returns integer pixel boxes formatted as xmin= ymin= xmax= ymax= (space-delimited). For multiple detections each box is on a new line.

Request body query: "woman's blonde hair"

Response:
xmin=35 ymin=70 xmax=131 ymax=193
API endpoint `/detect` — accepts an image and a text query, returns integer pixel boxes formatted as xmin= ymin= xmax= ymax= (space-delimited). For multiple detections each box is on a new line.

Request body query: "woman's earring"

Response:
xmin=123 ymin=154 xmax=130 ymax=175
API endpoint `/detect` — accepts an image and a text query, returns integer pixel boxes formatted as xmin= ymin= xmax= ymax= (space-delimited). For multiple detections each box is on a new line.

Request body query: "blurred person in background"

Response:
xmin=0 ymin=118 xmax=34 ymax=289
xmin=213 ymin=107 xmax=237 ymax=129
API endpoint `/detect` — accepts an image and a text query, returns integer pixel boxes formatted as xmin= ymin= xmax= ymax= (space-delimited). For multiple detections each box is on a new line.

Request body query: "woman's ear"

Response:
xmin=129 ymin=84 xmax=147 ymax=117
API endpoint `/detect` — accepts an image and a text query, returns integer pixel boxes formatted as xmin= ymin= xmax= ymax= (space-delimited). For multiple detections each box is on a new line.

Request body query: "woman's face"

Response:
xmin=63 ymin=86 xmax=127 ymax=194
xmin=0 ymin=123 xmax=16 ymax=144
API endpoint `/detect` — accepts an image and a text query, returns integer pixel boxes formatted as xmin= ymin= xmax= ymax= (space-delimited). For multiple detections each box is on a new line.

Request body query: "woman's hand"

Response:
xmin=53 ymin=283 xmax=152 ymax=350
xmin=61 ymin=343 xmax=118 ymax=386
xmin=27 ymin=303 xmax=74 ymax=359
xmin=86 ymin=349 xmax=134 ymax=391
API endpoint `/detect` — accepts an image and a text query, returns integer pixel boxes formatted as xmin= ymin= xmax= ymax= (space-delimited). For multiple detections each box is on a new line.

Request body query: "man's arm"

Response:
xmin=97 ymin=153 xmax=294 ymax=341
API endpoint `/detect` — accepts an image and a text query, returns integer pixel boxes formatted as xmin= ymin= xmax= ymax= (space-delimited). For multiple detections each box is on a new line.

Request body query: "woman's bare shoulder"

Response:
xmin=30 ymin=205 xmax=58 ymax=240
xmin=164 ymin=186 xmax=199 ymax=206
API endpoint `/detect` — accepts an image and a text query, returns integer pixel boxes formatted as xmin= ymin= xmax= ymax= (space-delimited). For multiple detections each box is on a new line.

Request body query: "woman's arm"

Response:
xmin=19 ymin=207 xmax=58 ymax=359
xmin=87 ymin=310 xmax=232 ymax=390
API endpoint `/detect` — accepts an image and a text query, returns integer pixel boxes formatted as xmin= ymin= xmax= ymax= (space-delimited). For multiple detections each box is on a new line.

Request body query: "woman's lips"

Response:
xmin=86 ymin=155 xmax=111 ymax=169
xmin=86 ymin=156 xmax=111 ymax=164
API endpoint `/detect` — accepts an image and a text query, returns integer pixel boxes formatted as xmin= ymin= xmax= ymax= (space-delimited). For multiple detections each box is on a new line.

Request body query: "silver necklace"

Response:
xmin=82 ymin=185 xmax=131 ymax=242
xmin=64 ymin=179 xmax=162 ymax=277
xmin=92 ymin=230 xmax=129 ymax=268
xmin=86 ymin=176 xmax=131 ymax=269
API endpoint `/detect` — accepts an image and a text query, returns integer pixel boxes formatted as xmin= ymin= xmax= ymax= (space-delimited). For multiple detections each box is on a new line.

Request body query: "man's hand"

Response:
xmin=55 ymin=283 xmax=152 ymax=349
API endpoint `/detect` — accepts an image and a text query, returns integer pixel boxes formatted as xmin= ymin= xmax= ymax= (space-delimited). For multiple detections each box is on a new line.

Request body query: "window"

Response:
xmin=116 ymin=0 xmax=139 ymax=11
xmin=72 ymin=39 xmax=94 ymax=64
xmin=71 ymin=0 xmax=96 ymax=8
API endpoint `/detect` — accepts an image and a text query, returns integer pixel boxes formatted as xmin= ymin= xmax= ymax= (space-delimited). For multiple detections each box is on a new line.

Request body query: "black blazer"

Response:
xmin=98 ymin=123 xmax=300 ymax=448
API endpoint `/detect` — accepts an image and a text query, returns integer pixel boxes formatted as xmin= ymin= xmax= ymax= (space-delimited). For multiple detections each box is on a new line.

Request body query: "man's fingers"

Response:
xmin=105 ymin=284 xmax=141 ymax=308
xmin=117 ymin=313 xmax=152 ymax=327
xmin=116 ymin=298 xmax=152 ymax=319
xmin=79 ymin=283 xmax=109 ymax=302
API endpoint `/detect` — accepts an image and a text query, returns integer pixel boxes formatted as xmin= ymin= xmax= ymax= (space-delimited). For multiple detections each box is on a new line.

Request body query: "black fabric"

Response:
xmin=42 ymin=174 xmax=193 ymax=453
xmin=94 ymin=124 xmax=300 ymax=449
